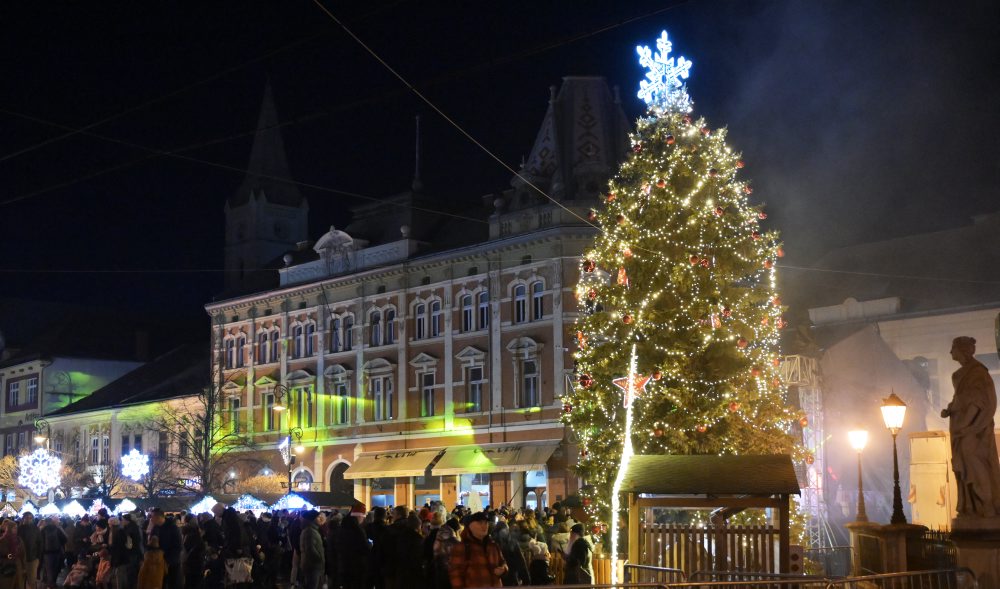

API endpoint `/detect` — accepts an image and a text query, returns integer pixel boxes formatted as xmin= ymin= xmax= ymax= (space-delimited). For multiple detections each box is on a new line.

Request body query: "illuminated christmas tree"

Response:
xmin=565 ymin=31 xmax=797 ymax=530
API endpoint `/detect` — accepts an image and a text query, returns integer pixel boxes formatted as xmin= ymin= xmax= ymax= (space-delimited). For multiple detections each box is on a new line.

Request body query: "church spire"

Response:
xmin=229 ymin=81 xmax=304 ymax=207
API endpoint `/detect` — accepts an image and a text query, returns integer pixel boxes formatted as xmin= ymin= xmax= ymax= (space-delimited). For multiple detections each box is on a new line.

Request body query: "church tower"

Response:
xmin=224 ymin=82 xmax=309 ymax=290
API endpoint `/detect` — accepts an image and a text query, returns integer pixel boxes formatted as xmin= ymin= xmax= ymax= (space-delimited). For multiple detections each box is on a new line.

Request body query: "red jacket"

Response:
xmin=448 ymin=528 xmax=506 ymax=588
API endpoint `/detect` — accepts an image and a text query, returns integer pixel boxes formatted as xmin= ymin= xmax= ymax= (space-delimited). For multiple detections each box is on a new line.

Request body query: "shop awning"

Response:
xmin=431 ymin=441 xmax=560 ymax=476
xmin=343 ymin=449 xmax=442 ymax=480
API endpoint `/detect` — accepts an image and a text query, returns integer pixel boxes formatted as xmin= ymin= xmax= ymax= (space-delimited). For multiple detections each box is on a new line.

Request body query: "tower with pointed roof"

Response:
xmin=224 ymin=83 xmax=309 ymax=290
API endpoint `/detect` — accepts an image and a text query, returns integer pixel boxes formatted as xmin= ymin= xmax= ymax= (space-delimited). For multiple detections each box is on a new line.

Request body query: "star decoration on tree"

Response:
xmin=636 ymin=30 xmax=693 ymax=111
xmin=612 ymin=373 xmax=654 ymax=409
xmin=18 ymin=448 xmax=62 ymax=496
xmin=120 ymin=448 xmax=150 ymax=481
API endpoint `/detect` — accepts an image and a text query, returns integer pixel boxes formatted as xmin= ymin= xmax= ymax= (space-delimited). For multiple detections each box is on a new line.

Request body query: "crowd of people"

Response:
xmin=0 ymin=501 xmax=596 ymax=589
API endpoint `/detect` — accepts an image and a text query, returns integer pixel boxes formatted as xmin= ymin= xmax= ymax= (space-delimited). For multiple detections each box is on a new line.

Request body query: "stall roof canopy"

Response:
xmin=344 ymin=449 xmax=442 ymax=480
xmin=432 ymin=441 xmax=560 ymax=476
xmin=620 ymin=455 xmax=800 ymax=496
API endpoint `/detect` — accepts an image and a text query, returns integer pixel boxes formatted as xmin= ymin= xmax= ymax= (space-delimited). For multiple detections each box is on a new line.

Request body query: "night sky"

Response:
xmin=2 ymin=1 xmax=999 ymax=321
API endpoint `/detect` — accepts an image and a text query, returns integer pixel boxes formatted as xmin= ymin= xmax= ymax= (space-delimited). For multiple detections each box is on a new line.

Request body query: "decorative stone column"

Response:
xmin=952 ymin=518 xmax=1000 ymax=588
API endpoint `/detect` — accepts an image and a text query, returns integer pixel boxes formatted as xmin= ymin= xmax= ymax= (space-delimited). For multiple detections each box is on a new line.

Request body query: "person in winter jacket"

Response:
xmin=137 ymin=535 xmax=166 ymax=589
xmin=39 ymin=516 xmax=67 ymax=589
xmin=431 ymin=519 xmax=460 ymax=589
xmin=563 ymin=524 xmax=594 ymax=585
xmin=527 ymin=536 xmax=552 ymax=586
xmin=448 ymin=512 xmax=506 ymax=589
xmin=17 ymin=513 xmax=41 ymax=589
xmin=0 ymin=520 xmax=24 ymax=589
xmin=336 ymin=510 xmax=370 ymax=589
xmin=181 ymin=519 xmax=205 ymax=589
xmin=492 ymin=522 xmax=529 ymax=587
xmin=298 ymin=510 xmax=325 ymax=589
xmin=549 ymin=521 xmax=571 ymax=556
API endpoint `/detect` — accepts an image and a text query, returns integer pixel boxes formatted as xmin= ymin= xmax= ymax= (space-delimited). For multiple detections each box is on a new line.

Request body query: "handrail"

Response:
xmin=625 ymin=563 xmax=688 ymax=582
xmin=689 ymin=569 xmax=832 ymax=581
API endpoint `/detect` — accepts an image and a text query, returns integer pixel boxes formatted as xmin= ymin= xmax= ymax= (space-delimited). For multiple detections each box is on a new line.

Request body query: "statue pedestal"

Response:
xmin=952 ymin=517 xmax=1000 ymax=589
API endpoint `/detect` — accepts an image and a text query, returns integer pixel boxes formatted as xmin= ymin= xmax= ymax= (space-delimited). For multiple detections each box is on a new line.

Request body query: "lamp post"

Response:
xmin=880 ymin=392 xmax=908 ymax=525
xmin=847 ymin=429 xmax=869 ymax=522
xmin=33 ymin=419 xmax=51 ymax=449
xmin=272 ymin=383 xmax=305 ymax=492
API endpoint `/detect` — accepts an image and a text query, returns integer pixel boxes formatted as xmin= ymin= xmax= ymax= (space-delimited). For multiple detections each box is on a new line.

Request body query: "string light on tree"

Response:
xmin=18 ymin=448 xmax=62 ymax=496
xmin=563 ymin=30 xmax=798 ymax=583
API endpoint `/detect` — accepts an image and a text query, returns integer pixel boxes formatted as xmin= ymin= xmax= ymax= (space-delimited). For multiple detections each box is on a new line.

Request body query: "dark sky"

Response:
xmin=2 ymin=1 xmax=999 ymax=320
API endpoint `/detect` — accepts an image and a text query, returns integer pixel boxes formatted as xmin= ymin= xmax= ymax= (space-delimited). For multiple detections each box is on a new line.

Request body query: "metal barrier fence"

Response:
xmin=625 ymin=564 xmax=689 ymax=584
xmin=622 ymin=567 xmax=975 ymax=589
xmin=804 ymin=546 xmax=852 ymax=577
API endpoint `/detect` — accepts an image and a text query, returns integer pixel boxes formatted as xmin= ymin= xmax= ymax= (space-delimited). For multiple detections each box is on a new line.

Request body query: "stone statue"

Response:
xmin=941 ymin=336 xmax=1000 ymax=517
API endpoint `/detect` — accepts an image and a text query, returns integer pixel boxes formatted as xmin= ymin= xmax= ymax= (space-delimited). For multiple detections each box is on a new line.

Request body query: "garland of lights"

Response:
xmin=18 ymin=448 xmax=62 ymax=496
xmin=564 ymin=31 xmax=799 ymax=578
xmin=120 ymin=449 xmax=150 ymax=481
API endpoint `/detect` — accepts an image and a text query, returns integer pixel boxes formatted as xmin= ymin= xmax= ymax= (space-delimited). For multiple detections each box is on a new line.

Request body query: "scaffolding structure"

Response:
xmin=781 ymin=355 xmax=835 ymax=548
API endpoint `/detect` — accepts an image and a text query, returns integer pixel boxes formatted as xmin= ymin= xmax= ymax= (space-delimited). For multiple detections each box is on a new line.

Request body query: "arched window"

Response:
xmin=385 ymin=309 xmax=396 ymax=345
xmin=305 ymin=323 xmax=315 ymax=356
xmin=431 ymin=300 xmax=442 ymax=337
xmin=343 ymin=316 xmax=354 ymax=351
xmin=329 ymin=317 xmax=341 ymax=353
xmin=513 ymin=284 xmax=527 ymax=324
xmin=257 ymin=331 xmax=268 ymax=363
xmin=235 ymin=334 xmax=246 ymax=368
xmin=370 ymin=310 xmax=382 ymax=347
xmin=415 ymin=304 xmax=426 ymax=340
xmin=293 ymin=469 xmax=313 ymax=492
xmin=461 ymin=295 xmax=473 ymax=332
xmin=224 ymin=338 xmax=235 ymax=369
xmin=478 ymin=291 xmax=489 ymax=330
xmin=269 ymin=329 xmax=281 ymax=363
xmin=292 ymin=324 xmax=304 ymax=359
xmin=531 ymin=281 xmax=544 ymax=321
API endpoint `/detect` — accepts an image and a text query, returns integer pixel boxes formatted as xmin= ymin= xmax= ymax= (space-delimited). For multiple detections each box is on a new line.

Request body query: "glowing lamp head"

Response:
xmin=34 ymin=434 xmax=47 ymax=444
xmin=294 ymin=444 xmax=305 ymax=455
xmin=847 ymin=429 xmax=869 ymax=452
xmin=880 ymin=392 xmax=907 ymax=433
xmin=273 ymin=402 xmax=286 ymax=411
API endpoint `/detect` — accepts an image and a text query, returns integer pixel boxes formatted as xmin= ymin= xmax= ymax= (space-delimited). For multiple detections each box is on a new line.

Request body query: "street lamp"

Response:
xmin=880 ymin=392 xmax=908 ymax=524
xmin=847 ymin=429 xmax=869 ymax=522
xmin=33 ymin=419 xmax=51 ymax=448
xmin=271 ymin=384 xmax=306 ymax=491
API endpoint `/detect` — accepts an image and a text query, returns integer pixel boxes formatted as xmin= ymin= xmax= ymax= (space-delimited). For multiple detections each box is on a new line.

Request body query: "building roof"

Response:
xmin=619 ymin=455 xmax=800 ymax=496
xmin=228 ymin=82 xmax=305 ymax=208
xmin=47 ymin=342 xmax=208 ymax=416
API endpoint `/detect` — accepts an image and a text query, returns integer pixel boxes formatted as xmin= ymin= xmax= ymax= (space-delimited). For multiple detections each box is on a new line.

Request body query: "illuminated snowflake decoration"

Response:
xmin=120 ymin=449 xmax=150 ymax=481
xmin=636 ymin=30 xmax=693 ymax=112
xmin=18 ymin=448 xmax=62 ymax=496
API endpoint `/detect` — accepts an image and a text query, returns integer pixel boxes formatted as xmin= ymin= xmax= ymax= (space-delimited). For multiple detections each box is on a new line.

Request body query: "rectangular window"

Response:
xmin=522 ymin=360 xmax=540 ymax=407
xmin=462 ymin=295 xmax=473 ymax=332
xmin=134 ymin=434 xmax=143 ymax=454
xmin=121 ymin=435 xmax=130 ymax=455
xmin=229 ymin=398 xmax=241 ymax=433
xmin=421 ymin=372 xmax=435 ymax=417
xmin=467 ymin=366 xmax=484 ymax=413
xmin=415 ymin=305 xmax=426 ymax=340
xmin=335 ymin=382 xmax=349 ymax=425
xmin=179 ymin=435 xmax=189 ymax=458
xmin=329 ymin=318 xmax=341 ymax=353
xmin=235 ymin=337 xmax=246 ymax=368
xmin=431 ymin=301 xmax=442 ymax=337
xmin=17 ymin=432 xmax=25 ymax=451
xmin=26 ymin=377 xmax=38 ymax=405
xmin=370 ymin=312 xmax=382 ymax=347
xmin=263 ymin=393 xmax=275 ymax=431
xmin=514 ymin=285 xmax=527 ymax=323
xmin=294 ymin=387 xmax=314 ymax=428
xmin=373 ymin=377 xmax=393 ymax=421
xmin=102 ymin=435 xmax=110 ymax=463
xmin=343 ymin=317 xmax=354 ymax=351
xmin=385 ymin=310 xmax=396 ymax=345
xmin=54 ymin=437 xmax=63 ymax=454
xmin=194 ymin=431 xmax=204 ymax=456
xmin=158 ymin=435 xmax=169 ymax=459
xmin=6 ymin=381 xmax=19 ymax=408
xmin=305 ymin=323 xmax=315 ymax=356
xmin=478 ymin=292 xmax=489 ymax=330
xmin=270 ymin=330 xmax=281 ymax=363
xmin=225 ymin=339 xmax=235 ymax=369
xmin=532 ymin=282 xmax=544 ymax=320
xmin=257 ymin=332 xmax=268 ymax=363
xmin=5 ymin=434 xmax=14 ymax=456
xmin=292 ymin=326 xmax=303 ymax=359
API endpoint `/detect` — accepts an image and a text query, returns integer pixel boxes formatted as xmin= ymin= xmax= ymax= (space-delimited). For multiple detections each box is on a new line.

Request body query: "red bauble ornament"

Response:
xmin=772 ymin=377 xmax=782 ymax=387
xmin=563 ymin=403 xmax=573 ymax=414
xmin=805 ymin=453 xmax=815 ymax=465
xmin=587 ymin=289 xmax=597 ymax=300
xmin=714 ymin=206 xmax=724 ymax=216
xmin=728 ymin=401 xmax=740 ymax=413
xmin=622 ymin=313 xmax=633 ymax=324
xmin=606 ymin=192 xmax=616 ymax=203
xmin=592 ymin=525 xmax=603 ymax=535
xmin=776 ymin=247 xmax=785 ymax=258
xmin=772 ymin=357 xmax=781 ymax=367
xmin=656 ymin=178 xmax=666 ymax=188
xmin=652 ymin=370 xmax=662 ymax=380
xmin=709 ymin=168 xmax=718 ymax=177
xmin=666 ymin=134 xmax=675 ymax=145
xmin=761 ymin=317 xmax=769 ymax=326
xmin=799 ymin=416 xmax=809 ymax=428
xmin=581 ymin=449 xmax=588 ymax=457
xmin=751 ymin=231 xmax=761 ymax=240
xmin=699 ymin=258 xmax=710 ymax=268
xmin=771 ymin=296 xmax=782 ymax=306
xmin=737 ymin=337 xmax=749 ymax=349
xmin=587 ymin=210 xmax=597 ymax=222
xmin=622 ymin=247 xmax=633 ymax=258
xmin=579 ymin=374 xmax=594 ymax=388
xmin=763 ymin=260 xmax=773 ymax=269
xmin=743 ymin=185 xmax=753 ymax=195
xmin=751 ymin=366 xmax=761 ymax=377
xmin=633 ymin=143 xmax=642 ymax=153
xmin=616 ymin=214 xmax=626 ymax=225
xmin=582 ymin=497 xmax=592 ymax=507
xmin=683 ymin=115 xmax=693 ymax=125
xmin=583 ymin=260 xmax=596 ymax=272
xmin=700 ymin=126 xmax=710 ymax=135
xmin=689 ymin=255 xmax=700 ymax=265
xmin=776 ymin=317 xmax=787 ymax=329
xmin=758 ymin=212 xmax=768 ymax=220
xmin=653 ymin=428 xmax=664 ymax=437
xmin=696 ymin=424 xmax=707 ymax=433
xmin=736 ymin=160 xmax=745 ymax=169
xmin=721 ymin=307 xmax=732 ymax=318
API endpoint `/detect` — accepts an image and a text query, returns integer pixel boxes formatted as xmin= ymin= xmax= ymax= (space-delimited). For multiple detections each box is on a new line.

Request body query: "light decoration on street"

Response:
xmin=39 ymin=503 xmax=60 ymax=516
xmin=190 ymin=495 xmax=219 ymax=515
xmin=114 ymin=498 xmax=137 ymax=515
xmin=271 ymin=493 xmax=313 ymax=511
xmin=18 ymin=501 xmax=37 ymax=517
xmin=62 ymin=500 xmax=86 ymax=518
xmin=0 ymin=504 xmax=16 ymax=518
xmin=278 ymin=436 xmax=291 ymax=466
xmin=233 ymin=494 xmax=268 ymax=515
xmin=120 ymin=449 xmax=150 ymax=481
xmin=609 ymin=344 xmax=641 ymax=584
xmin=88 ymin=498 xmax=107 ymax=516
xmin=18 ymin=448 xmax=62 ymax=496
xmin=636 ymin=30 xmax=693 ymax=112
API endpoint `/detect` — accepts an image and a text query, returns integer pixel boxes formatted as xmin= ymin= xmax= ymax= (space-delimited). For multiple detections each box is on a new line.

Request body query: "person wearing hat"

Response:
xmin=563 ymin=523 xmax=593 ymax=585
xmin=448 ymin=512 xmax=506 ymax=588
xmin=299 ymin=510 xmax=325 ymax=589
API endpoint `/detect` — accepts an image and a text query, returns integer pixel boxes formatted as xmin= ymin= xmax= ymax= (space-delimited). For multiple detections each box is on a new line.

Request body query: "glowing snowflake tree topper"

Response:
xmin=637 ymin=30 xmax=693 ymax=112
xmin=120 ymin=449 xmax=150 ymax=481
xmin=18 ymin=448 xmax=62 ymax=496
